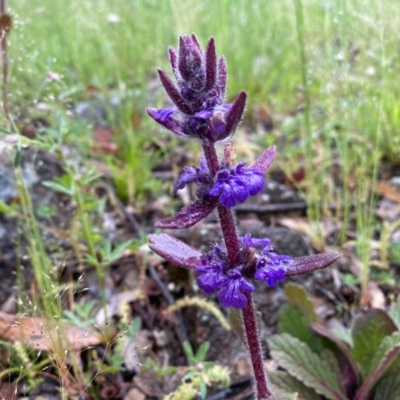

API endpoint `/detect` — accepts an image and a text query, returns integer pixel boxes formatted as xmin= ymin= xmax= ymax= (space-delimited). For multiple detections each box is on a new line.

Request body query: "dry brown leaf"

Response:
xmin=364 ymin=282 xmax=386 ymax=309
xmin=374 ymin=181 xmax=400 ymax=202
xmin=0 ymin=311 xmax=102 ymax=351
xmin=91 ymin=126 xmax=118 ymax=155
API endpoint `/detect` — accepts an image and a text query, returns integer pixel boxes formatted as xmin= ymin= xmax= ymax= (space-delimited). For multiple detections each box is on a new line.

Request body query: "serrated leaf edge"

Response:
xmin=354 ymin=332 xmax=400 ymax=400
xmin=269 ymin=334 xmax=347 ymax=400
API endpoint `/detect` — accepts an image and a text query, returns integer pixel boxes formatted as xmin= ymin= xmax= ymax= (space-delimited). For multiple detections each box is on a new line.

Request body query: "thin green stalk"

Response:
xmin=74 ymin=183 xmax=109 ymax=323
xmin=293 ymin=0 xmax=319 ymax=224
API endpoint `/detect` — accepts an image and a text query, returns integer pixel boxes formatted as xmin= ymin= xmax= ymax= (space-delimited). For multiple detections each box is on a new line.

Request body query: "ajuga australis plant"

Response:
xmin=146 ymin=34 xmax=341 ymax=400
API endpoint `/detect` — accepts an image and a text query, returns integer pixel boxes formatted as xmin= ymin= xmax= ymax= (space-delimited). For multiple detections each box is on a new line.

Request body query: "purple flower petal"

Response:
xmin=233 ymin=164 xmax=265 ymax=196
xmin=218 ymin=269 xmax=254 ymax=308
xmin=240 ymin=233 xmax=271 ymax=249
xmin=196 ymin=262 xmax=226 ymax=294
xmin=219 ymin=179 xmax=248 ymax=207
xmin=208 ymin=164 xmax=265 ymax=208
xmin=173 ymin=159 xmax=210 ymax=195
xmin=146 ymin=107 xmax=186 ymax=137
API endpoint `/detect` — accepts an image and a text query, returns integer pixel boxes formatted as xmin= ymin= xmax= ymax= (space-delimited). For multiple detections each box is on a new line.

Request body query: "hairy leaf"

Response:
xmin=285 ymin=252 xmax=341 ymax=277
xmin=251 ymin=145 xmax=276 ymax=173
xmin=155 ymin=197 xmax=217 ymax=229
xmin=148 ymin=233 xmax=202 ymax=269
xmin=270 ymin=371 xmax=320 ymax=400
xmin=228 ymin=308 xmax=247 ymax=349
xmin=352 ymin=309 xmax=397 ymax=377
xmin=269 ymin=334 xmax=347 ymax=400
xmin=284 ymin=283 xmax=318 ymax=322
xmin=372 ymin=371 xmax=400 ymax=400
xmin=355 ymin=332 xmax=400 ymax=400
xmin=278 ymin=304 xmax=325 ymax=354
xmin=311 ymin=322 xmax=359 ymax=383
xmin=389 ymin=295 xmax=400 ymax=330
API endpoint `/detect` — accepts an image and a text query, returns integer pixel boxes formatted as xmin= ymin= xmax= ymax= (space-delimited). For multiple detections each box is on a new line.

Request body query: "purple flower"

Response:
xmin=209 ymin=163 xmax=265 ymax=207
xmin=241 ymin=233 xmax=271 ymax=249
xmin=254 ymin=251 xmax=293 ymax=287
xmin=173 ymin=158 xmax=211 ymax=195
xmin=218 ymin=268 xmax=254 ymax=308
xmin=146 ymin=35 xmax=247 ymax=144
xmin=196 ymin=244 xmax=254 ymax=308
xmin=196 ymin=261 xmax=227 ymax=294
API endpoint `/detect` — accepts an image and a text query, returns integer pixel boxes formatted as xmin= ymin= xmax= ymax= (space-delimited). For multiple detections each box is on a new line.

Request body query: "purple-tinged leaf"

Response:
xmin=354 ymin=332 xmax=400 ymax=400
xmin=311 ymin=322 xmax=360 ymax=391
xmin=223 ymin=91 xmax=247 ymax=140
xmin=372 ymin=371 xmax=400 ymax=400
xmin=352 ymin=309 xmax=398 ymax=377
xmin=190 ymin=33 xmax=203 ymax=53
xmin=155 ymin=197 xmax=218 ymax=229
xmin=168 ymin=47 xmax=180 ymax=81
xmin=251 ymin=146 xmax=276 ymax=173
xmin=217 ymin=56 xmax=227 ymax=96
xmin=269 ymin=333 xmax=347 ymax=400
xmin=157 ymin=69 xmax=192 ymax=115
xmin=178 ymin=36 xmax=202 ymax=81
xmin=205 ymin=38 xmax=217 ymax=91
xmin=285 ymin=252 xmax=341 ymax=277
xmin=148 ymin=233 xmax=202 ymax=269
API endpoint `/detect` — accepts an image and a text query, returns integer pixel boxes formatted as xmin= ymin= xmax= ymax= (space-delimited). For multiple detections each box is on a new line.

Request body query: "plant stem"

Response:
xmin=243 ymin=293 xmax=273 ymax=400
xmin=0 ymin=0 xmax=9 ymax=123
xmin=202 ymin=142 xmax=274 ymax=400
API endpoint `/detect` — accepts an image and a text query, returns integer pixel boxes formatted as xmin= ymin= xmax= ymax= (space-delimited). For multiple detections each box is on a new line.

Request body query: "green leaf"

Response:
xmin=355 ymin=332 xmax=400 ymax=400
xmin=284 ymin=283 xmax=318 ymax=322
xmin=389 ymin=295 xmax=400 ymax=330
xmin=328 ymin=319 xmax=353 ymax=348
xmin=42 ymin=180 xmax=73 ymax=196
xmin=352 ymin=309 xmax=398 ymax=377
xmin=270 ymin=371 xmax=320 ymax=400
xmin=311 ymin=322 xmax=359 ymax=382
xmin=195 ymin=341 xmax=210 ymax=362
xmin=278 ymin=304 xmax=325 ymax=354
xmin=269 ymin=333 xmax=347 ymax=400
xmin=183 ymin=341 xmax=195 ymax=364
xmin=372 ymin=371 xmax=400 ymax=400
xmin=228 ymin=307 xmax=247 ymax=349
xmin=276 ymin=393 xmax=299 ymax=400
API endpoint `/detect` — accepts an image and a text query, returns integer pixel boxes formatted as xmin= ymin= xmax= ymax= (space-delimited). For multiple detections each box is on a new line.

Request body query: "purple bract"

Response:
xmin=146 ymin=34 xmax=247 ymax=144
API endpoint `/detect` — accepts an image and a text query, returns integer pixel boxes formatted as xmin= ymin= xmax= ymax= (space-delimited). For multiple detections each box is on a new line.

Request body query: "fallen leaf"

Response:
xmin=91 ymin=126 xmax=118 ymax=155
xmin=0 ymin=311 xmax=102 ymax=351
xmin=374 ymin=181 xmax=400 ymax=202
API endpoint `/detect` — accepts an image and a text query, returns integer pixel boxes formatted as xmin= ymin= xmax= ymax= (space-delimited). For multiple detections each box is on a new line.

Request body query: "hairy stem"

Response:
xmin=202 ymin=142 xmax=273 ymax=400
xmin=243 ymin=293 xmax=274 ymax=400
